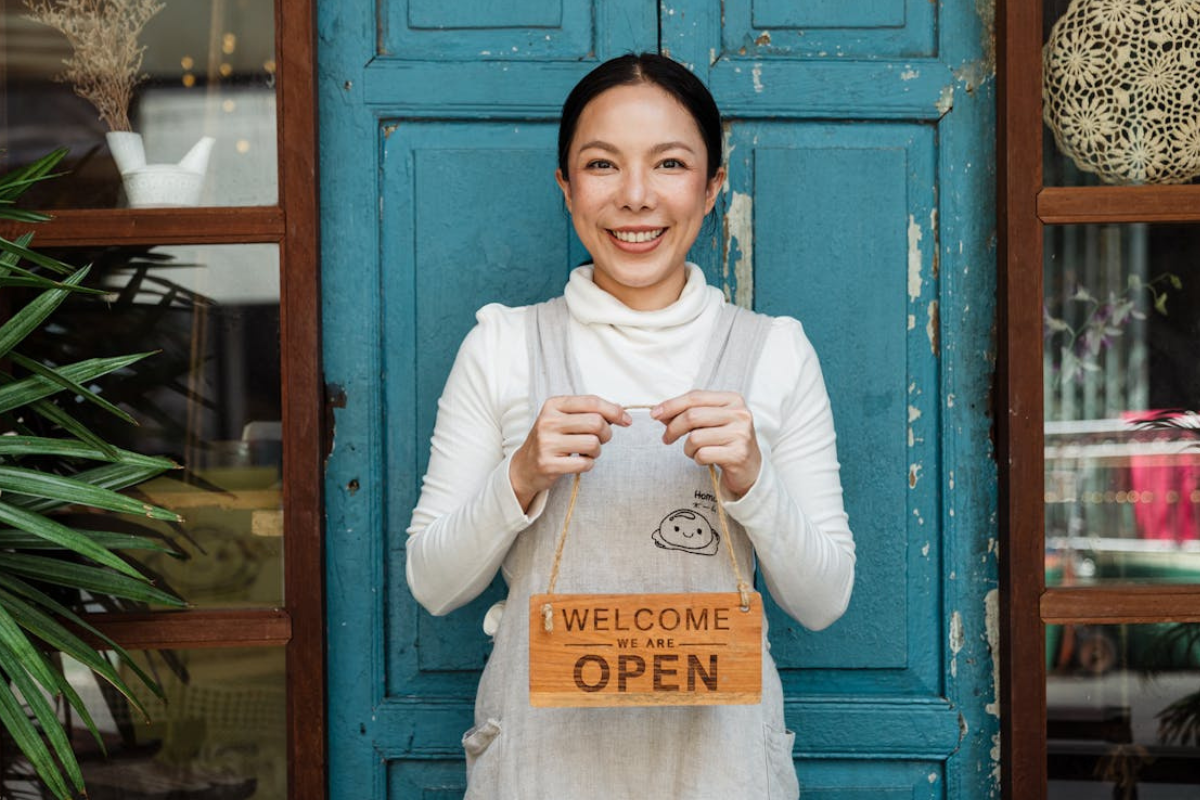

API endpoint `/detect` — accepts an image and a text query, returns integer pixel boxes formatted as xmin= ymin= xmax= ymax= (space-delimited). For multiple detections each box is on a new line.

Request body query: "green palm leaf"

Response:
xmin=33 ymin=649 xmax=107 ymax=754
xmin=26 ymin=395 xmax=123 ymax=460
xmin=0 ymin=236 xmax=76 ymax=276
xmin=0 ymin=208 xmax=51 ymax=223
xmin=0 ymin=605 xmax=87 ymax=793
xmin=0 ymin=572 xmax=164 ymax=701
xmin=0 ymin=231 xmax=33 ymax=272
xmin=8 ymin=351 xmax=137 ymax=425
xmin=15 ymin=462 xmax=170 ymax=515
xmin=0 ymin=150 xmax=183 ymax=799
xmin=0 ymin=501 xmax=149 ymax=579
xmin=0 ymin=528 xmax=179 ymax=556
xmin=0 ymin=266 xmax=90 ymax=360
xmin=0 ymin=664 xmax=72 ymax=800
xmin=0 ymin=148 xmax=67 ymax=207
xmin=0 ymin=353 xmax=151 ymax=414
xmin=0 ymin=436 xmax=177 ymax=470
xmin=0 ymin=467 xmax=181 ymax=521
xmin=0 ymin=553 xmax=184 ymax=607
xmin=0 ymin=586 xmax=152 ymax=720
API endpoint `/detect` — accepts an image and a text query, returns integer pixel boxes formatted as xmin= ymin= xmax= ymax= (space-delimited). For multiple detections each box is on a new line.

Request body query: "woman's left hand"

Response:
xmin=651 ymin=391 xmax=762 ymax=500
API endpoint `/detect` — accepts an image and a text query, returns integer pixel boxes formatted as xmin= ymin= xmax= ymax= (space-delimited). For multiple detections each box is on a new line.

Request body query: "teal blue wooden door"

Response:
xmin=320 ymin=1 xmax=997 ymax=798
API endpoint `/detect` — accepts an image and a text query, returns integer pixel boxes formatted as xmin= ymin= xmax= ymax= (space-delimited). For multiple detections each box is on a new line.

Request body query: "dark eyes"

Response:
xmin=582 ymin=158 xmax=688 ymax=170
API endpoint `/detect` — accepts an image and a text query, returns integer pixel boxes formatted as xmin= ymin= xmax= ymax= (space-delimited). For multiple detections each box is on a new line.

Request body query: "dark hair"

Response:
xmin=557 ymin=53 xmax=723 ymax=181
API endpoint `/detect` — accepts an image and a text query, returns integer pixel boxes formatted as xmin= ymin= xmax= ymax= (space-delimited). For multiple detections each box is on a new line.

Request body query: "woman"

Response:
xmin=407 ymin=53 xmax=855 ymax=799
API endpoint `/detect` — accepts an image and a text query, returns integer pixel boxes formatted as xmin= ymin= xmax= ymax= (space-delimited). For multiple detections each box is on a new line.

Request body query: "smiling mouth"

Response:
xmin=609 ymin=228 xmax=666 ymax=244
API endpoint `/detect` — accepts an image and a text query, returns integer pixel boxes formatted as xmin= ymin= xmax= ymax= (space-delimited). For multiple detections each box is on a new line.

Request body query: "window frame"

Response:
xmin=998 ymin=1 xmax=1200 ymax=797
xmin=0 ymin=0 xmax=325 ymax=796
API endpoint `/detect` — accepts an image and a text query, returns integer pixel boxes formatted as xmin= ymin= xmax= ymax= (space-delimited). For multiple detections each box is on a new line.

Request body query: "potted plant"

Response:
xmin=22 ymin=0 xmax=215 ymax=208
xmin=0 ymin=149 xmax=186 ymax=798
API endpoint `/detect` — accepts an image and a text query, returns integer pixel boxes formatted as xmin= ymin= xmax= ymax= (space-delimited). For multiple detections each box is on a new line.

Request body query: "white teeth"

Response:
xmin=611 ymin=228 xmax=665 ymax=244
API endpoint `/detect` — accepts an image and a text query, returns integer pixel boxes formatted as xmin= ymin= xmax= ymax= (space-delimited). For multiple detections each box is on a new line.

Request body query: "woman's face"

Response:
xmin=556 ymin=82 xmax=725 ymax=311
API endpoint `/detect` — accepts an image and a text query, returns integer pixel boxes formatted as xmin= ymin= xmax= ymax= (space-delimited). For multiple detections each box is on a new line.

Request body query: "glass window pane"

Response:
xmin=1042 ymin=0 xmax=1200 ymax=187
xmin=2 ymin=0 xmax=278 ymax=208
xmin=3 ymin=647 xmax=286 ymax=798
xmin=1044 ymin=225 xmax=1200 ymax=586
xmin=1047 ymin=623 xmax=1200 ymax=798
xmin=21 ymin=244 xmax=283 ymax=608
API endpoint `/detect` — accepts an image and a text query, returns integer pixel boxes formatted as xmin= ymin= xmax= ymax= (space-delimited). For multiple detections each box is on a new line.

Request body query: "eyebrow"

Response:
xmin=575 ymin=140 xmax=698 ymax=156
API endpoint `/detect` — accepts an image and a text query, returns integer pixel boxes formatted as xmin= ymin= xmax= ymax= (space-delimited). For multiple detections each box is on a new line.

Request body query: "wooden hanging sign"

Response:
xmin=529 ymin=591 xmax=762 ymax=708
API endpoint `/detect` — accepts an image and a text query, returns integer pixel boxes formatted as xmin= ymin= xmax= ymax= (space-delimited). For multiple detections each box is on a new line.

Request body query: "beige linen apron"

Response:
xmin=463 ymin=297 xmax=799 ymax=800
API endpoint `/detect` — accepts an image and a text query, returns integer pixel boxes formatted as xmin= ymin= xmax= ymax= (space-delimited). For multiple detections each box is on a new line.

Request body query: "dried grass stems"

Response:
xmin=23 ymin=0 xmax=166 ymax=132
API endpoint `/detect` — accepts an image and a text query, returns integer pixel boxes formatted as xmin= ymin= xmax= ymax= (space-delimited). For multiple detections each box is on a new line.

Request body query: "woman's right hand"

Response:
xmin=510 ymin=395 xmax=631 ymax=512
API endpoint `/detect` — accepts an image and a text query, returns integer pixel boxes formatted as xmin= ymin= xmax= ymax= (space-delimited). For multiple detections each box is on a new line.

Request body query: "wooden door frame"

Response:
xmin=997 ymin=1 xmax=1200 ymax=797
xmin=0 ymin=0 xmax=325 ymax=796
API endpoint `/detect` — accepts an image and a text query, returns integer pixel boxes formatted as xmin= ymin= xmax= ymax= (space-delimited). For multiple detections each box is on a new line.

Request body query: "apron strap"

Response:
xmin=528 ymin=297 xmax=581 ymax=407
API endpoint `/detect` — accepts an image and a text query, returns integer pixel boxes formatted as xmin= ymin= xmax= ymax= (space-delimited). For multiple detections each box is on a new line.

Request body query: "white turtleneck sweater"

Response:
xmin=406 ymin=265 xmax=856 ymax=631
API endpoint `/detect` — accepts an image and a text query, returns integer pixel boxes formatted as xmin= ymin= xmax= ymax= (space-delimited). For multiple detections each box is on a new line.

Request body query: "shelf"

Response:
xmin=1041 ymin=585 xmax=1200 ymax=624
xmin=1038 ymin=185 xmax=1200 ymax=225
xmin=81 ymin=609 xmax=292 ymax=648
xmin=0 ymin=207 xmax=286 ymax=246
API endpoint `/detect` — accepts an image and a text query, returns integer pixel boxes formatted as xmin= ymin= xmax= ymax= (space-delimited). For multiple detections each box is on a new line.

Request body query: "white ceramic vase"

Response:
xmin=106 ymin=131 xmax=216 ymax=208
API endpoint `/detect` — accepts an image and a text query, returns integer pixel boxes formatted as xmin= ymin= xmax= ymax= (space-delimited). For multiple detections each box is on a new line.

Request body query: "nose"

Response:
xmin=617 ymin=166 xmax=655 ymax=211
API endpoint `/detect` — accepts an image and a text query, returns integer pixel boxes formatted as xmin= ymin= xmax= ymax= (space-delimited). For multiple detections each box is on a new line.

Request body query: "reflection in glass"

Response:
xmin=1 ymin=0 xmax=277 ymax=208
xmin=1044 ymin=226 xmax=1200 ymax=586
xmin=3 ymin=648 xmax=286 ymax=798
xmin=21 ymin=244 xmax=283 ymax=608
xmin=1048 ymin=623 xmax=1200 ymax=798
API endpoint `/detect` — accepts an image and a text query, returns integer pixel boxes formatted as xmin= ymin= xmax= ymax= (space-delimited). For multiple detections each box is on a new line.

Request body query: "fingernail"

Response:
xmin=622 ymin=412 xmax=632 ymax=425
xmin=650 ymin=405 xmax=663 ymax=418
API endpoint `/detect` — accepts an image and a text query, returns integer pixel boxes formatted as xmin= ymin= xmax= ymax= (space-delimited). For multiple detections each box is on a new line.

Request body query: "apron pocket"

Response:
xmin=462 ymin=717 xmax=503 ymax=783
xmin=764 ymin=723 xmax=799 ymax=800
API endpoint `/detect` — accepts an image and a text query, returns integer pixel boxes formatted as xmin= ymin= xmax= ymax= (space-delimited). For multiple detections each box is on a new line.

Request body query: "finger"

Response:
xmin=551 ymin=395 xmax=632 ymax=426
xmin=681 ymin=425 xmax=739 ymax=458
xmin=651 ymin=390 xmax=740 ymax=422
xmin=532 ymin=435 xmax=603 ymax=467
xmin=553 ymin=412 xmax=615 ymax=443
xmin=548 ymin=454 xmax=598 ymax=475
xmin=688 ymin=443 xmax=741 ymax=467
xmin=530 ymin=443 xmax=598 ymax=472
xmin=555 ymin=433 xmax=604 ymax=459
xmin=661 ymin=406 xmax=740 ymax=445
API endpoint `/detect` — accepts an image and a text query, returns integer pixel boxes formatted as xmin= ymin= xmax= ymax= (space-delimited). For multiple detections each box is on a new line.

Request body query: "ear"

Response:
xmin=704 ymin=166 xmax=727 ymax=214
xmin=555 ymin=168 xmax=572 ymax=213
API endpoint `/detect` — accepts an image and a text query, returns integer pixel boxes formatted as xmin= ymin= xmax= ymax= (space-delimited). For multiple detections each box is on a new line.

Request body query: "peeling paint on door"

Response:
xmin=984 ymin=589 xmax=999 ymax=718
xmin=936 ymin=85 xmax=955 ymax=115
xmin=723 ymin=191 xmax=754 ymax=308
xmin=927 ymin=299 xmax=940 ymax=355
xmin=909 ymin=462 xmax=923 ymax=488
xmin=949 ymin=610 xmax=964 ymax=678
xmin=907 ymin=215 xmax=923 ymax=301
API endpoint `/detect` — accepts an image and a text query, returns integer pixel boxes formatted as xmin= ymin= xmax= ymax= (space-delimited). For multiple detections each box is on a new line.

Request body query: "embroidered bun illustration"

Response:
xmin=652 ymin=509 xmax=720 ymax=556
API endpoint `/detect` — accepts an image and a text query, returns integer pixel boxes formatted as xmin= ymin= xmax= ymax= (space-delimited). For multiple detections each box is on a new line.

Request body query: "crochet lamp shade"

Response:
xmin=1043 ymin=0 xmax=1200 ymax=184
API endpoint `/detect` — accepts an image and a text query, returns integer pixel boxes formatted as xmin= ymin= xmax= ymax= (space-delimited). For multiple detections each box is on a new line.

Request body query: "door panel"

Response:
xmin=382 ymin=122 xmax=574 ymax=698
xmin=722 ymin=0 xmax=935 ymax=56
xmin=734 ymin=123 xmax=938 ymax=692
xmin=322 ymin=0 xmax=997 ymax=796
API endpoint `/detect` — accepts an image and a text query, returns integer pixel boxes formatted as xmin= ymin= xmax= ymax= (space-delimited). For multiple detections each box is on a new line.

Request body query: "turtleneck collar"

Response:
xmin=563 ymin=263 xmax=718 ymax=329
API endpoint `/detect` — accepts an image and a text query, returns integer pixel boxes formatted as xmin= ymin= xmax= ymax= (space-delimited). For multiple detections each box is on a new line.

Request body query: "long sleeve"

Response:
xmin=406 ymin=269 xmax=856 ymax=631
xmin=723 ymin=317 xmax=856 ymax=631
xmin=405 ymin=306 xmax=545 ymax=616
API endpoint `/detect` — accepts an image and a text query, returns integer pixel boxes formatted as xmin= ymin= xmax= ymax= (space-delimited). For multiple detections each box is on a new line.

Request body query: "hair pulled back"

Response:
xmin=557 ymin=53 xmax=723 ymax=181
